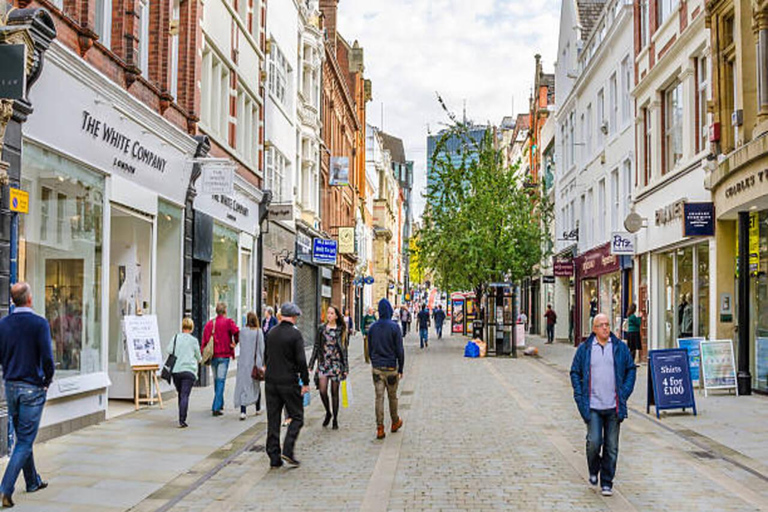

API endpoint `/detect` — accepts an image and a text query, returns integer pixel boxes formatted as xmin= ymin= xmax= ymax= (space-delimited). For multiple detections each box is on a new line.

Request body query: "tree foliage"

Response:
xmin=418 ymin=99 xmax=552 ymax=295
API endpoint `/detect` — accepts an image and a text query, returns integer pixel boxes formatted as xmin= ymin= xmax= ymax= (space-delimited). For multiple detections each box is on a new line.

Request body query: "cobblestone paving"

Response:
xmin=161 ymin=331 xmax=768 ymax=512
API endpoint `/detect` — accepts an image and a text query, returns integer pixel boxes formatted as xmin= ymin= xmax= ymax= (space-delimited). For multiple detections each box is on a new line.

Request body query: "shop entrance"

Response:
xmin=108 ymin=205 xmax=154 ymax=399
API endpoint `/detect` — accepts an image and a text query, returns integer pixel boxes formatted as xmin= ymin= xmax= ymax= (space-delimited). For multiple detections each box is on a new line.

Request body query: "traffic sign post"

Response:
xmin=647 ymin=348 xmax=697 ymax=419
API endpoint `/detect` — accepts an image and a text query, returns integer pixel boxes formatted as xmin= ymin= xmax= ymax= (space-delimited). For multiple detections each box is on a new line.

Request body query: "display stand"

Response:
xmin=132 ymin=364 xmax=164 ymax=410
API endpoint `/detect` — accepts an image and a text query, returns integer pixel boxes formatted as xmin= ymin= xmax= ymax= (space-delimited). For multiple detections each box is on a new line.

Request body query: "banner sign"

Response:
xmin=338 ymin=227 xmax=355 ymax=254
xmin=553 ymin=257 xmax=574 ymax=277
xmin=610 ymin=232 xmax=635 ymax=255
xmin=683 ymin=202 xmax=715 ymax=237
xmin=312 ymin=238 xmax=337 ymax=265
xmin=0 ymin=45 xmax=26 ymax=100
xmin=676 ymin=337 xmax=703 ymax=386
xmin=452 ymin=299 xmax=464 ymax=333
xmin=330 ymin=157 xmax=350 ymax=186
xmin=123 ymin=315 xmax=163 ymax=368
xmin=700 ymin=340 xmax=738 ymax=396
xmin=200 ymin=160 xmax=235 ymax=195
xmin=646 ymin=348 xmax=697 ymax=419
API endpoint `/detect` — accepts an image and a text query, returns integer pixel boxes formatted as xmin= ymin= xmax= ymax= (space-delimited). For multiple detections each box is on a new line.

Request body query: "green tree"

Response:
xmin=418 ymin=99 xmax=552 ymax=298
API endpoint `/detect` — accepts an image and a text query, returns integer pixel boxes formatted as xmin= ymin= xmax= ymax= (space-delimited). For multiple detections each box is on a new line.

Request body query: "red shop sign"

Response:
xmin=576 ymin=243 xmax=620 ymax=279
xmin=553 ymin=256 xmax=574 ymax=277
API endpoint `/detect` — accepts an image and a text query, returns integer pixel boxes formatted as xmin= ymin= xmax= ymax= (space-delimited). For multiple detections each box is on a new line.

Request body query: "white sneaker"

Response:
xmin=601 ymin=486 xmax=613 ymax=496
xmin=239 ymin=412 xmax=246 ymax=420
xmin=589 ymin=475 xmax=598 ymax=486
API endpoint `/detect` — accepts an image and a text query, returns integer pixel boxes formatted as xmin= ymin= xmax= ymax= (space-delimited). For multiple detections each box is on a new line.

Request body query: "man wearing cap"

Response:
xmin=264 ymin=303 xmax=310 ymax=468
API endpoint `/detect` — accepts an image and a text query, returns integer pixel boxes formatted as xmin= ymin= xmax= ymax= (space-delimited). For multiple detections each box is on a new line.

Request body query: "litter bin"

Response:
xmin=472 ymin=320 xmax=483 ymax=340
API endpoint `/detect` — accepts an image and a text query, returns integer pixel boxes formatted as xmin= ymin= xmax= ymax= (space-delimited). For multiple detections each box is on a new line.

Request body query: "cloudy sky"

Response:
xmin=338 ymin=0 xmax=561 ymax=219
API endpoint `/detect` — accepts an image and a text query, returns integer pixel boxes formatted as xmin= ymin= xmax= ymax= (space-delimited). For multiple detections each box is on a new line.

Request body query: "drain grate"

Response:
xmin=401 ymin=391 xmax=414 ymax=396
xmin=249 ymin=445 xmax=265 ymax=453
xmin=691 ymin=450 xmax=715 ymax=460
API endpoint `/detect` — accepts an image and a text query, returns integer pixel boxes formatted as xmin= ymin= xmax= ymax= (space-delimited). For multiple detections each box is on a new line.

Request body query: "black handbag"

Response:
xmin=161 ymin=335 xmax=178 ymax=384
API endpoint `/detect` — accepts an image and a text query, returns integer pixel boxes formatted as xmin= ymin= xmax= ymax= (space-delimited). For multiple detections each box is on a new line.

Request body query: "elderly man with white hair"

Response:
xmin=570 ymin=313 xmax=636 ymax=497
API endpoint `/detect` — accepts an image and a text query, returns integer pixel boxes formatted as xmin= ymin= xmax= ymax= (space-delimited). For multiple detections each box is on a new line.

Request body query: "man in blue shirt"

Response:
xmin=416 ymin=304 xmax=431 ymax=349
xmin=570 ymin=313 xmax=636 ymax=497
xmin=0 ymin=282 xmax=54 ymax=507
xmin=433 ymin=305 xmax=446 ymax=339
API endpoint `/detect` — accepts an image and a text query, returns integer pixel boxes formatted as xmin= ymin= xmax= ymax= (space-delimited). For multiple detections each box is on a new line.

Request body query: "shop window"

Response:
xmin=677 ymin=246 xmax=694 ymax=338
xmin=664 ymin=81 xmax=684 ymax=173
xmin=600 ymin=272 xmax=622 ymax=332
xmin=582 ymin=279 xmax=598 ymax=337
xmin=211 ymin=223 xmax=239 ymax=320
xmin=660 ymin=244 xmax=709 ymax=348
xmin=156 ymin=201 xmax=183 ymax=351
xmin=663 ymin=252 xmax=675 ymax=347
xmin=20 ymin=144 xmax=105 ymax=377
xmin=94 ymin=0 xmax=112 ymax=49
xmin=697 ymin=244 xmax=710 ymax=339
xmin=240 ymin=249 xmax=252 ymax=326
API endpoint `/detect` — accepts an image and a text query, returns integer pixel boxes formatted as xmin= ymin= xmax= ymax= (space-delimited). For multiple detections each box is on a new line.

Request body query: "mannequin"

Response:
xmin=589 ymin=290 xmax=598 ymax=322
xmin=681 ymin=292 xmax=693 ymax=337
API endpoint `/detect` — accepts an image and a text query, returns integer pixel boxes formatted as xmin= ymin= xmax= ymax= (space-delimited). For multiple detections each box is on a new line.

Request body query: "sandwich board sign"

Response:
xmin=646 ymin=348 xmax=697 ymax=419
xmin=700 ymin=339 xmax=738 ymax=397
xmin=676 ymin=337 xmax=703 ymax=387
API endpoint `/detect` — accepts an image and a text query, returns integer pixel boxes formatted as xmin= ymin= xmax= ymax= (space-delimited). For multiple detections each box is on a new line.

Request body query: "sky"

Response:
xmin=338 ymin=0 xmax=561 ymax=220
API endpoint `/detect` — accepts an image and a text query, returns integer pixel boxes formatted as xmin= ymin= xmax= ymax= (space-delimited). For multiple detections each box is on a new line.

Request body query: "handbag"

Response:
xmin=201 ymin=319 xmax=216 ymax=365
xmin=251 ymin=330 xmax=265 ymax=380
xmin=161 ymin=334 xmax=178 ymax=384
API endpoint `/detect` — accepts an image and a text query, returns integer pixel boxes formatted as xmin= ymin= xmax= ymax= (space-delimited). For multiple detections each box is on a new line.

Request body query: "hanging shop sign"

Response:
xmin=123 ymin=315 xmax=163 ymax=368
xmin=682 ymin=202 xmax=715 ymax=237
xmin=268 ymin=203 xmax=294 ymax=223
xmin=610 ymin=232 xmax=635 ymax=255
xmin=338 ymin=227 xmax=355 ymax=254
xmin=575 ymin=243 xmax=619 ymax=279
xmin=312 ymin=238 xmax=338 ymax=265
xmin=676 ymin=337 xmax=704 ymax=386
xmin=363 ymin=276 xmax=375 ymax=285
xmin=542 ymin=275 xmax=555 ymax=284
xmin=330 ymin=157 xmax=350 ymax=186
xmin=9 ymin=188 xmax=29 ymax=214
xmin=199 ymin=160 xmax=235 ymax=195
xmin=296 ymin=232 xmax=313 ymax=261
xmin=553 ymin=256 xmax=574 ymax=277
xmin=646 ymin=348 xmax=697 ymax=419
xmin=700 ymin=340 xmax=738 ymax=396
xmin=0 ymin=44 xmax=26 ymax=100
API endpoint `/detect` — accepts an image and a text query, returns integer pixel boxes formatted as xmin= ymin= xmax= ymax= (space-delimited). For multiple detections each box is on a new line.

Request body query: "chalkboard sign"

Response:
xmin=700 ymin=340 xmax=738 ymax=397
xmin=646 ymin=348 xmax=697 ymax=419
xmin=677 ymin=337 xmax=703 ymax=386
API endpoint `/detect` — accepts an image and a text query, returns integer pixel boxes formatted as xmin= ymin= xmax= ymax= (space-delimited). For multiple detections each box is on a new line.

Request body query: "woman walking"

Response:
xmin=235 ymin=312 xmax=264 ymax=420
xmin=168 ymin=317 xmax=202 ymax=428
xmin=262 ymin=306 xmax=278 ymax=335
xmin=625 ymin=303 xmax=642 ymax=363
xmin=309 ymin=306 xmax=349 ymax=430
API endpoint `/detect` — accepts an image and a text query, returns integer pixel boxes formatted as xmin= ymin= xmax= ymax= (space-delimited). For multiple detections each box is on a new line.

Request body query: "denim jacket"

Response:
xmin=570 ymin=333 xmax=637 ymax=422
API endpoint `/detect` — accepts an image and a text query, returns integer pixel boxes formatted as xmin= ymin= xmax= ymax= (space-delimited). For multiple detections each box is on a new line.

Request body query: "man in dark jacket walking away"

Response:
xmin=0 ymin=283 xmax=54 ymax=507
xmin=433 ymin=305 xmax=446 ymax=339
xmin=264 ymin=303 xmax=310 ymax=468
xmin=544 ymin=304 xmax=557 ymax=344
xmin=570 ymin=313 xmax=636 ymax=497
xmin=417 ymin=304 xmax=431 ymax=349
xmin=361 ymin=307 xmax=377 ymax=364
xmin=368 ymin=299 xmax=405 ymax=440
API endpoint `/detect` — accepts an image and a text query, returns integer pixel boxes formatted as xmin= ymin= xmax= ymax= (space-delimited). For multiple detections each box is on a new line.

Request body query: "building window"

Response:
xmin=598 ymin=178 xmax=606 ymax=236
xmin=643 ymin=106 xmax=651 ymax=185
xmin=201 ymin=45 xmax=230 ymax=141
xmin=580 ymin=113 xmax=585 ymax=164
xmin=269 ymin=42 xmax=291 ymax=108
xmin=597 ymin=88 xmax=605 ymax=146
xmin=609 ymin=73 xmax=618 ymax=136
xmin=170 ymin=0 xmax=180 ymax=99
xmin=639 ymin=0 xmax=649 ymax=48
xmin=658 ymin=0 xmax=680 ymax=27
xmin=569 ymin=112 xmax=575 ymax=167
xmin=664 ymin=81 xmax=684 ymax=173
xmin=622 ymin=159 xmax=632 ymax=220
xmin=138 ymin=0 xmax=150 ymax=77
xmin=621 ymin=57 xmax=632 ymax=126
xmin=586 ymin=103 xmax=593 ymax=157
xmin=696 ymin=56 xmax=708 ymax=154
xmin=94 ymin=0 xmax=112 ymax=48
xmin=236 ymin=0 xmax=248 ymax=26
xmin=610 ymin=170 xmax=619 ymax=232
xmin=266 ymin=147 xmax=287 ymax=202
xmin=586 ymin=189 xmax=593 ymax=247
xmin=236 ymin=88 xmax=259 ymax=165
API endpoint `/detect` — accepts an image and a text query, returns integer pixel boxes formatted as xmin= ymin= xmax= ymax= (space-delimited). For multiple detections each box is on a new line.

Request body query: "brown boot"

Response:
xmin=391 ymin=418 xmax=403 ymax=433
xmin=376 ymin=425 xmax=386 ymax=439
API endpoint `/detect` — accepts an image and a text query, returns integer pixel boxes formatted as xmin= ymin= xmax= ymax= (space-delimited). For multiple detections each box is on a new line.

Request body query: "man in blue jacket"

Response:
xmin=0 ymin=282 xmax=55 ymax=507
xmin=570 ymin=313 xmax=636 ymax=497
xmin=367 ymin=299 xmax=405 ymax=440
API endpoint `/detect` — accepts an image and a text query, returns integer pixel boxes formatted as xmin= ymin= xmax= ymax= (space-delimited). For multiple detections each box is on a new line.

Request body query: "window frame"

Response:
xmin=664 ymin=80 xmax=684 ymax=174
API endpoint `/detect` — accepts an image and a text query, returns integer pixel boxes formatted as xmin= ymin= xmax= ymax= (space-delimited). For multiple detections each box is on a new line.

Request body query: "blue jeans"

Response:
xmin=1 ymin=382 xmax=46 ymax=496
xmin=211 ymin=358 xmax=230 ymax=412
xmin=435 ymin=323 xmax=443 ymax=338
xmin=586 ymin=409 xmax=620 ymax=488
xmin=419 ymin=328 xmax=428 ymax=348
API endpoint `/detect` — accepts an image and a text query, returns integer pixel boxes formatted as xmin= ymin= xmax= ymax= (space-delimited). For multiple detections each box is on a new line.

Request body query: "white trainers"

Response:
xmin=239 ymin=412 xmax=246 ymax=421
xmin=601 ymin=486 xmax=613 ymax=497
xmin=589 ymin=475 xmax=598 ymax=486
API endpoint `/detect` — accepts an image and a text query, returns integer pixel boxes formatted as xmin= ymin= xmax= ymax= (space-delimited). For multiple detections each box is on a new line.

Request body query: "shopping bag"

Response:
xmin=341 ymin=379 xmax=353 ymax=408
xmin=464 ymin=341 xmax=480 ymax=358
xmin=300 ymin=379 xmax=311 ymax=407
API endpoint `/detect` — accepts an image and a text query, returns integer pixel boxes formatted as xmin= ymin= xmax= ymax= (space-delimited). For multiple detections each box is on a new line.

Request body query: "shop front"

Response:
xmin=262 ymin=218 xmax=296 ymax=313
xmin=21 ymin=42 xmax=197 ymax=430
xmin=574 ymin=243 xmax=623 ymax=344
xmin=294 ymin=228 xmax=322 ymax=343
xmin=553 ymin=248 xmax=575 ymax=343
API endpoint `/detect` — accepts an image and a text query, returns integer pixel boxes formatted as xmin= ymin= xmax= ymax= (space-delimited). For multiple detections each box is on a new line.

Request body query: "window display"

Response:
xmin=600 ymin=272 xmax=622 ymax=333
xmin=20 ymin=143 xmax=105 ymax=377
xmin=240 ymin=249 xmax=252 ymax=326
xmin=661 ymin=243 xmax=710 ymax=348
xmin=211 ymin=223 xmax=239 ymax=319
xmin=582 ymin=279 xmax=598 ymax=336
xmin=156 ymin=201 xmax=183 ymax=349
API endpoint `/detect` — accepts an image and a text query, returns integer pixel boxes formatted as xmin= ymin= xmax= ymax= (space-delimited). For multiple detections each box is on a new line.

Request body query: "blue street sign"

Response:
xmin=312 ymin=238 xmax=337 ymax=265
xmin=647 ymin=348 xmax=697 ymax=419
xmin=364 ymin=276 xmax=375 ymax=285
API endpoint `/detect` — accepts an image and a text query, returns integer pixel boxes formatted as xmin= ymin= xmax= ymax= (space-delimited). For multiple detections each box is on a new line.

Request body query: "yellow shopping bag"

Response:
xmin=341 ymin=379 xmax=351 ymax=408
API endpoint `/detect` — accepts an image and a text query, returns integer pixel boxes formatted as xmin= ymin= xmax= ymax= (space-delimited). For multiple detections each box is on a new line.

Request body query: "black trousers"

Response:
xmin=172 ymin=372 xmax=196 ymax=424
xmin=266 ymin=382 xmax=304 ymax=464
xmin=546 ymin=324 xmax=555 ymax=343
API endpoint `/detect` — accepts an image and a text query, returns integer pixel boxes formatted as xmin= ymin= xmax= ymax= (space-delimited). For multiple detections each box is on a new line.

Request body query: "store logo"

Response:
xmin=81 ymin=111 xmax=168 ymax=173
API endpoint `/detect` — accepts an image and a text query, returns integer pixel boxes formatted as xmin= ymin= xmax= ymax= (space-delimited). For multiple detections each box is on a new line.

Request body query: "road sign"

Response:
xmin=312 ymin=238 xmax=337 ymax=265
xmin=647 ymin=348 xmax=697 ymax=419
xmin=9 ymin=188 xmax=28 ymax=214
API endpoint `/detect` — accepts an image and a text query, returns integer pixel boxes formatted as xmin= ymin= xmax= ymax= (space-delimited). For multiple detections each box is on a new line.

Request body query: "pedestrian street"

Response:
xmin=13 ymin=329 xmax=765 ymax=512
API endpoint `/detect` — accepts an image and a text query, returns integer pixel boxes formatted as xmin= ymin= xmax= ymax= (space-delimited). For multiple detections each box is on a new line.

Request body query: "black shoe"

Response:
xmin=212 ymin=410 xmax=223 ymax=417
xmin=281 ymin=454 xmax=300 ymax=469
xmin=27 ymin=481 xmax=48 ymax=493
xmin=179 ymin=422 xmax=188 ymax=428
xmin=323 ymin=412 xmax=332 ymax=427
xmin=332 ymin=419 xmax=339 ymax=430
xmin=269 ymin=460 xmax=283 ymax=469
xmin=1 ymin=493 xmax=13 ymax=508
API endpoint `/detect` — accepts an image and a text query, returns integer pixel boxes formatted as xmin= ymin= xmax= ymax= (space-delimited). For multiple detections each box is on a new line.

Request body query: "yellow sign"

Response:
xmin=750 ymin=212 xmax=760 ymax=274
xmin=9 ymin=188 xmax=28 ymax=214
xmin=338 ymin=227 xmax=355 ymax=254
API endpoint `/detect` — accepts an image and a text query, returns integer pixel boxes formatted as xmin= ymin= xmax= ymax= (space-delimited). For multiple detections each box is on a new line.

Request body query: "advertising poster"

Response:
xmin=677 ymin=337 xmax=704 ymax=386
xmin=700 ymin=340 xmax=738 ymax=396
xmin=757 ymin=337 xmax=768 ymax=392
xmin=123 ymin=315 xmax=163 ymax=367
xmin=330 ymin=157 xmax=350 ymax=186
xmin=647 ymin=348 xmax=697 ymax=418
xmin=452 ymin=299 xmax=464 ymax=333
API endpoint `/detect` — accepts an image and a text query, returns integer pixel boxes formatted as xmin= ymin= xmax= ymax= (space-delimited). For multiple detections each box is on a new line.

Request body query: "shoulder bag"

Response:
xmin=251 ymin=331 xmax=265 ymax=380
xmin=161 ymin=334 xmax=178 ymax=384
xmin=202 ymin=319 xmax=216 ymax=365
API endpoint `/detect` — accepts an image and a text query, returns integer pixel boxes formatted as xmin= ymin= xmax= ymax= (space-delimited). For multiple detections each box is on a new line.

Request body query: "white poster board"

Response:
xmin=700 ymin=339 xmax=738 ymax=397
xmin=124 ymin=315 xmax=163 ymax=367
xmin=515 ymin=324 xmax=526 ymax=347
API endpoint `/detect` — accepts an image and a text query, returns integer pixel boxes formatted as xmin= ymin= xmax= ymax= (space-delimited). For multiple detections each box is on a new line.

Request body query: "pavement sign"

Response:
xmin=647 ymin=348 xmax=697 ymax=419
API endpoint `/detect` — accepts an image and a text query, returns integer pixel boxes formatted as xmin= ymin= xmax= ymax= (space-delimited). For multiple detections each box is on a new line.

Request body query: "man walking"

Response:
xmin=361 ymin=306 xmax=377 ymax=364
xmin=264 ymin=303 xmax=310 ymax=468
xmin=570 ymin=313 xmax=636 ymax=496
xmin=0 ymin=283 xmax=54 ymax=507
xmin=417 ymin=304 xmax=430 ymax=349
xmin=544 ymin=304 xmax=557 ymax=344
xmin=367 ymin=299 xmax=404 ymax=440
xmin=433 ymin=305 xmax=446 ymax=339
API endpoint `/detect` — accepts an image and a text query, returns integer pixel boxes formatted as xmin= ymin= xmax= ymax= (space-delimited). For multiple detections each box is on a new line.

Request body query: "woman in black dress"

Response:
xmin=309 ymin=306 xmax=349 ymax=429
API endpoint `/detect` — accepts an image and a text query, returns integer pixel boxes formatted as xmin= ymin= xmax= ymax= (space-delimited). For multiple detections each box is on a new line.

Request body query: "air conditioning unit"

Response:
xmin=600 ymin=121 xmax=609 ymax=135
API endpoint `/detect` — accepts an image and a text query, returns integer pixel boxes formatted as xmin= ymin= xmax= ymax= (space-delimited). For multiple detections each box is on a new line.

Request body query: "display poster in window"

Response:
xmin=700 ymin=339 xmax=738 ymax=396
xmin=330 ymin=157 xmax=350 ymax=186
xmin=756 ymin=337 xmax=768 ymax=392
xmin=123 ymin=314 xmax=163 ymax=368
xmin=646 ymin=348 xmax=697 ymax=419
xmin=676 ymin=337 xmax=704 ymax=386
